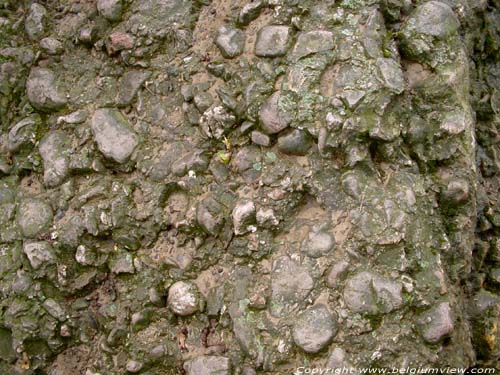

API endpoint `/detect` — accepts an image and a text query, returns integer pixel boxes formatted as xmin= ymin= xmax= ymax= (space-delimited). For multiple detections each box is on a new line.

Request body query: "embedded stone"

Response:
xmin=167 ymin=281 xmax=200 ymax=316
xmin=418 ymin=302 xmax=454 ymax=343
xmin=411 ymin=1 xmax=459 ymax=38
xmin=270 ymin=256 xmax=314 ymax=317
xmin=259 ymin=91 xmax=293 ymax=134
xmin=277 ymin=129 xmax=312 ymax=155
xmin=292 ymin=304 xmax=337 ymax=353
xmin=251 ymin=130 xmax=271 ymax=147
xmin=376 ymin=58 xmax=404 ymax=93
xmin=40 ymin=37 xmax=63 ymax=55
xmin=39 ymin=130 xmax=72 ymax=187
xmin=232 ymin=200 xmax=256 ymax=235
xmin=25 ymin=3 xmax=47 ymax=40
xmin=183 ymin=356 xmax=230 ymax=375
xmin=442 ymin=179 xmax=470 ymax=205
xmin=17 ymin=198 xmax=53 ymax=238
xmin=97 ymin=0 xmax=123 ymax=22
xmin=26 ymin=68 xmax=67 ymax=111
xmin=196 ymin=197 xmax=225 ymax=235
xmin=23 ymin=241 xmax=55 ymax=270
xmin=255 ymin=26 xmax=290 ymax=57
xmin=302 ymin=230 xmax=335 ymax=258
xmin=106 ymin=32 xmax=134 ymax=55
xmin=91 ymin=108 xmax=139 ymax=163
xmin=239 ymin=1 xmax=264 ymax=25
xmin=116 ymin=70 xmax=152 ymax=107
xmin=343 ymin=271 xmax=403 ymax=314
xmin=215 ymin=26 xmax=245 ymax=59
xmin=7 ymin=115 xmax=41 ymax=152
xmin=290 ymin=30 xmax=334 ymax=61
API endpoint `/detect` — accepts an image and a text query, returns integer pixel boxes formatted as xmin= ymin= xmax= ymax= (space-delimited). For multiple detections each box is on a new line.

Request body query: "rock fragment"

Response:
xmin=91 ymin=108 xmax=139 ymax=163
xmin=167 ymin=281 xmax=200 ymax=316
xmin=259 ymin=91 xmax=292 ymax=134
xmin=418 ymin=302 xmax=454 ymax=343
xmin=39 ymin=130 xmax=72 ymax=187
xmin=26 ymin=68 xmax=67 ymax=111
xmin=23 ymin=241 xmax=55 ymax=270
xmin=292 ymin=304 xmax=337 ymax=353
xmin=277 ymin=129 xmax=312 ymax=155
xmin=106 ymin=32 xmax=134 ymax=55
xmin=270 ymin=256 xmax=314 ymax=317
xmin=255 ymin=26 xmax=290 ymax=57
xmin=301 ymin=230 xmax=335 ymax=258
xmin=17 ymin=198 xmax=53 ymax=238
xmin=290 ymin=30 xmax=334 ymax=61
xmin=215 ymin=26 xmax=245 ymax=59
xmin=25 ymin=3 xmax=47 ymax=40
xmin=232 ymin=200 xmax=256 ymax=235
xmin=40 ymin=37 xmax=63 ymax=55
xmin=116 ymin=70 xmax=151 ymax=107
xmin=183 ymin=356 xmax=230 ymax=375
xmin=97 ymin=0 xmax=123 ymax=22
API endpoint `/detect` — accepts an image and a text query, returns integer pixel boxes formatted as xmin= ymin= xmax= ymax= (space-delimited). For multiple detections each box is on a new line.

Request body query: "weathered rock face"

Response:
xmin=0 ymin=0 xmax=499 ymax=373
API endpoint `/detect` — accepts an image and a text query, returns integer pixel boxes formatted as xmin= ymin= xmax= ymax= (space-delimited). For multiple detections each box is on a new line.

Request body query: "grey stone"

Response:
xmin=167 ymin=281 xmax=200 ymax=316
xmin=302 ymin=230 xmax=335 ymax=258
xmin=43 ymin=298 xmax=66 ymax=321
xmin=343 ymin=271 xmax=403 ymax=314
xmin=91 ymin=108 xmax=139 ymax=163
xmin=327 ymin=348 xmax=357 ymax=373
xmin=440 ymin=111 xmax=467 ymax=135
xmin=125 ymin=360 xmax=143 ymax=373
xmin=40 ymin=37 xmax=63 ymax=55
xmin=26 ymin=68 xmax=67 ymax=111
xmin=215 ymin=26 xmax=245 ymax=59
xmin=171 ymin=150 xmax=210 ymax=177
xmin=25 ymin=3 xmax=47 ymax=40
xmin=418 ymin=302 xmax=454 ymax=343
xmin=194 ymin=92 xmax=214 ymax=113
xmin=110 ymin=253 xmax=135 ymax=274
xmin=277 ymin=129 xmax=311 ymax=155
xmin=326 ymin=261 xmax=349 ymax=288
xmin=23 ymin=241 xmax=54 ymax=270
xmin=251 ymin=130 xmax=271 ymax=147
xmin=7 ymin=115 xmax=40 ymax=152
xmin=183 ymin=356 xmax=230 ymax=375
xmin=17 ymin=198 xmax=53 ymax=238
xmin=57 ymin=110 xmax=88 ymax=125
xmin=411 ymin=1 xmax=459 ymax=38
xmin=239 ymin=1 xmax=264 ymax=25
xmin=292 ymin=304 xmax=337 ymax=353
xmin=270 ymin=256 xmax=314 ymax=317
xmin=39 ymin=130 xmax=72 ymax=188
xmin=255 ymin=26 xmax=290 ymax=57
xmin=196 ymin=197 xmax=225 ymax=235
xmin=97 ymin=0 xmax=123 ymax=22
xmin=116 ymin=70 xmax=151 ymax=107
xmin=259 ymin=91 xmax=293 ymax=134
xmin=290 ymin=30 xmax=334 ymax=61
xmin=376 ymin=58 xmax=404 ymax=94
xmin=232 ymin=200 xmax=256 ymax=235
xmin=442 ymin=179 xmax=470 ymax=205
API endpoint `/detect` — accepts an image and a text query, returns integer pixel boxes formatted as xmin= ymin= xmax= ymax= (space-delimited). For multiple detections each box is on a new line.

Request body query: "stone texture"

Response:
xmin=215 ymin=26 xmax=245 ymax=59
xmin=91 ymin=108 xmax=139 ymax=163
xmin=26 ymin=68 xmax=67 ymax=111
xmin=290 ymin=30 xmax=334 ymax=61
xmin=23 ymin=241 xmax=55 ymax=270
xmin=255 ymin=26 xmax=290 ymax=57
xmin=184 ymin=356 xmax=230 ymax=375
xmin=418 ymin=302 xmax=454 ymax=343
xmin=97 ymin=0 xmax=123 ymax=22
xmin=39 ymin=131 xmax=72 ymax=187
xmin=16 ymin=198 xmax=53 ymax=238
xmin=292 ymin=304 xmax=337 ymax=353
xmin=167 ymin=281 xmax=200 ymax=316
xmin=25 ymin=3 xmax=47 ymax=40
xmin=232 ymin=200 xmax=256 ymax=235
xmin=259 ymin=91 xmax=292 ymax=134
xmin=270 ymin=256 xmax=314 ymax=317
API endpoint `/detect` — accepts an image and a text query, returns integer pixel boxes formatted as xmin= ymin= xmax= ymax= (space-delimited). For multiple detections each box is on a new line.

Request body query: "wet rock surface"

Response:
xmin=0 ymin=0 xmax=499 ymax=372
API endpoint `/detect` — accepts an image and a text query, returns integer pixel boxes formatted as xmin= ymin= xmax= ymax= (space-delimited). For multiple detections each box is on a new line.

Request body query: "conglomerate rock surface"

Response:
xmin=0 ymin=0 xmax=499 ymax=373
